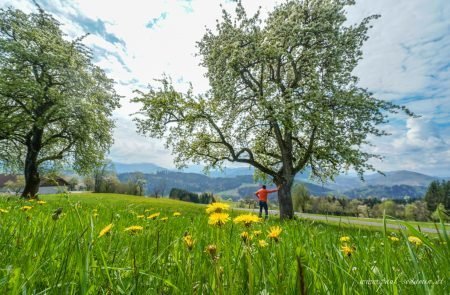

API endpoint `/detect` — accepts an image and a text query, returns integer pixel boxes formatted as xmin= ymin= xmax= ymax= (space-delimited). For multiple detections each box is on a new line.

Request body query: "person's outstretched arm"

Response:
xmin=267 ymin=187 xmax=280 ymax=194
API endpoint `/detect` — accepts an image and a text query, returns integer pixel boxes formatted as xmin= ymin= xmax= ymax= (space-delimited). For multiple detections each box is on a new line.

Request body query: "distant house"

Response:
xmin=0 ymin=174 xmax=69 ymax=195
xmin=0 ymin=174 xmax=17 ymax=193
xmin=39 ymin=176 xmax=69 ymax=194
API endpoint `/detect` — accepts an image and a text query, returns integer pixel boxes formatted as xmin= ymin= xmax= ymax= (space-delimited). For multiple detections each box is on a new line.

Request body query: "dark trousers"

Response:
xmin=259 ymin=201 xmax=268 ymax=217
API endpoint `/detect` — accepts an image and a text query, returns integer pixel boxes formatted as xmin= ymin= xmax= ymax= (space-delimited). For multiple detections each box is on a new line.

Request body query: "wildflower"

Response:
xmin=160 ymin=217 xmax=169 ymax=222
xmin=267 ymin=226 xmax=282 ymax=242
xmin=340 ymin=236 xmax=351 ymax=243
xmin=341 ymin=245 xmax=355 ymax=257
xmin=208 ymin=212 xmax=230 ymax=227
xmin=233 ymin=214 xmax=261 ymax=227
xmin=137 ymin=215 xmax=145 ymax=219
xmin=205 ymin=202 xmax=230 ymax=214
xmin=183 ymin=235 xmax=195 ymax=250
xmin=240 ymin=231 xmax=251 ymax=243
xmin=124 ymin=225 xmax=144 ymax=234
xmin=173 ymin=212 xmax=181 ymax=217
xmin=37 ymin=200 xmax=46 ymax=205
xmin=252 ymin=230 xmax=262 ymax=237
xmin=408 ymin=236 xmax=423 ymax=246
xmin=98 ymin=224 xmax=113 ymax=238
xmin=205 ymin=244 xmax=218 ymax=260
xmin=147 ymin=212 xmax=160 ymax=220
xmin=0 ymin=208 xmax=8 ymax=213
xmin=389 ymin=236 xmax=400 ymax=242
xmin=258 ymin=240 xmax=269 ymax=248
xmin=20 ymin=206 xmax=33 ymax=211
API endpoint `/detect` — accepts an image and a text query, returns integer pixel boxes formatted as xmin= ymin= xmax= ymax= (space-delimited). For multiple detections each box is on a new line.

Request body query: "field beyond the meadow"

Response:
xmin=0 ymin=193 xmax=448 ymax=294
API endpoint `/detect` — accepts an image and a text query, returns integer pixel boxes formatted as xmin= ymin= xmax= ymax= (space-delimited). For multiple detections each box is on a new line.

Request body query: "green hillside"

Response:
xmin=0 ymin=193 xmax=448 ymax=294
xmin=344 ymin=184 xmax=427 ymax=199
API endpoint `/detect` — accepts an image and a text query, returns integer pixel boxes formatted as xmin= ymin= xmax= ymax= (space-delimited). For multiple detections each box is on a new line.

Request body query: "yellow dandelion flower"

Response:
xmin=205 ymin=244 xmax=218 ymax=260
xmin=183 ymin=235 xmax=195 ymax=250
xmin=240 ymin=231 xmax=251 ymax=243
xmin=252 ymin=230 xmax=262 ymax=237
xmin=340 ymin=236 xmax=351 ymax=242
xmin=208 ymin=212 xmax=230 ymax=227
xmin=173 ymin=212 xmax=181 ymax=217
xmin=258 ymin=240 xmax=268 ymax=248
xmin=98 ymin=224 xmax=113 ymax=238
xmin=205 ymin=202 xmax=230 ymax=214
xmin=124 ymin=225 xmax=144 ymax=234
xmin=389 ymin=236 xmax=400 ymax=242
xmin=20 ymin=206 xmax=33 ymax=211
xmin=37 ymin=200 xmax=46 ymax=205
xmin=233 ymin=214 xmax=261 ymax=227
xmin=137 ymin=215 xmax=145 ymax=219
xmin=341 ymin=245 xmax=355 ymax=257
xmin=147 ymin=212 xmax=160 ymax=220
xmin=408 ymin=236 xmax=423 ymax=246
xmin=28 ymin=199 xmax=35 ymax=202
xmin=0 ymin=208 xmax=9 ymax=213
xmin=160 ymin=217 xmax=168 ymax=222
xmin=267 ymin=226 xmax=282 ymax=242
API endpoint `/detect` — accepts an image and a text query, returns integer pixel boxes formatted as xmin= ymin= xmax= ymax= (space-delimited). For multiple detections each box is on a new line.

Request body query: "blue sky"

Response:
xmin=1 ymin=0 xmax=449 ymax=177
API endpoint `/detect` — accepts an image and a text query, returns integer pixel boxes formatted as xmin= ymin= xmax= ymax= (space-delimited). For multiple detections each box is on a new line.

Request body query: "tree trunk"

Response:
xmin=276 ymin=175 xmax=295 ymax=219
xmin=21 ymin=128 xmax=43 ymax=199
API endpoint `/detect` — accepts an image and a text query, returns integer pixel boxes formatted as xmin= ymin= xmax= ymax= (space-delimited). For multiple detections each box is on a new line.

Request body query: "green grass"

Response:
xmin=0 ymin=193 xmax=448 ymax=294
xmin=298 ymin=212 xmax=450 ymax=230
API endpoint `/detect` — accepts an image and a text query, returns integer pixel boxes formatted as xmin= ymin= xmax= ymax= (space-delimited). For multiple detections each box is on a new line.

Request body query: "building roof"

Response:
xmin=0 ymin=174 xmax=69 ymax=187
xmin=0 ymin=174 xmax=17 ymax=187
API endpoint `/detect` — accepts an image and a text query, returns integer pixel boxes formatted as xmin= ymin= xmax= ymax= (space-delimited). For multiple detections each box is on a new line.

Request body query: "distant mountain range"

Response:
xmin=114 ymin=162 xmax=447 ymax=200
xmin=113 ymin=162 xmax=167 ymax=174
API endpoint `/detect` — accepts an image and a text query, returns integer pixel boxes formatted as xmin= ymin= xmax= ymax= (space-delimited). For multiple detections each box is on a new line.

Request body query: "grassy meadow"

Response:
xmin=0 ymin=193 xmax=448 ymax=294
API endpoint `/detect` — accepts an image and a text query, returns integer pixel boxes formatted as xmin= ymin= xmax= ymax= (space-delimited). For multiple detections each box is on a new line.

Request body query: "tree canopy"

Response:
xmin=0 ymin=5 xmax=120 ymax=196
xmin=424 ymin=180 xmax=450 ymax=212
xmin=133 ymin=0 xmax=413 ymax=218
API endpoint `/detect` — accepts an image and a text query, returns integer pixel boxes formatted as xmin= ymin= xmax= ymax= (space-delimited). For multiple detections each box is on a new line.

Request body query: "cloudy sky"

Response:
xmin=1 ymin=0 xmax=449 ymax=177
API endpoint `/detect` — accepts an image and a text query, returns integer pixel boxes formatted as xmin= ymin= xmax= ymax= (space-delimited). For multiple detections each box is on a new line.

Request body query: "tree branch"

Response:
xmin=294 ymin=125 xmax=317 ymax=173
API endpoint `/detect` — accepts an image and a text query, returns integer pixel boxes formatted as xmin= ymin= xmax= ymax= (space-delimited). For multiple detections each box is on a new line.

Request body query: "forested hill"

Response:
xmin=118 ymin=171 xmax=254 ymax=197
xmin=116 ymin=165 xmax=442 ymax=200
xmin=117 ymin=171 xmax=331 ymax=200
xmin=343 ymin=185 xmax=428 ymax=199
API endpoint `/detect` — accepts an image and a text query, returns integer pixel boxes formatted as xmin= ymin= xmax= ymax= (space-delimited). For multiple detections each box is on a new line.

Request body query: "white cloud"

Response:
xmin=109 ymin=116 xmax=175 ymax=167
xmin=366 ymin=117 xmax=450 ymax=176
xmin=347 ymin=0 xmax=450 ymax=97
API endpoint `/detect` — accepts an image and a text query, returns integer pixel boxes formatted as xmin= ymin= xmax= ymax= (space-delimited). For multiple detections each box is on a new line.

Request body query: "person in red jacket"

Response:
xmin=255 ymin=185 xmax=280 ymax=219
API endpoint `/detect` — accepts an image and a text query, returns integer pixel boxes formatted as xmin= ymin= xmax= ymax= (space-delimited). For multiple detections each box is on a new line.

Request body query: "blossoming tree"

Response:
xmin=132 ymin=0 xmax=413 ymax=219
xmin=0 ymin=6 xmax=120 ymax=197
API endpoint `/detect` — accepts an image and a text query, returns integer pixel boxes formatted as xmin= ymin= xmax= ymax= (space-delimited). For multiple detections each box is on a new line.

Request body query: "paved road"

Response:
xmin=238 ymin=208 xmax=449 ymax=234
